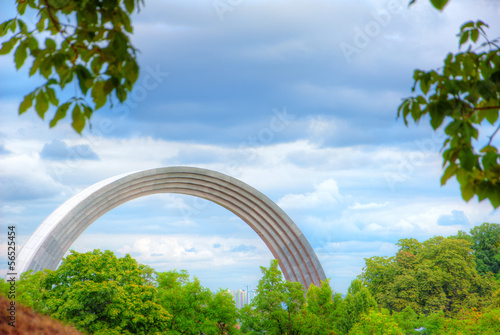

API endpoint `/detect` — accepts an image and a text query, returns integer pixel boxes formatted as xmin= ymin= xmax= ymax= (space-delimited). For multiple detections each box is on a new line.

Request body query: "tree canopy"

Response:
xmin=360 ymin=225 xmax=500 ymax=317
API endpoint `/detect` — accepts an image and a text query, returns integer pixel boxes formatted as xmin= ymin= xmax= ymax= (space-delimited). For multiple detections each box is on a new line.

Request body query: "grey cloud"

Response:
xmin=437 ymin=210 xmax=469 ymax=226
xmin=0 ymin=143 xmax=10 ymax=155
xmin=40 ymin=140 xmax=99 ymax=161
xmin=230 ymin=244 xmax=257 ymax=253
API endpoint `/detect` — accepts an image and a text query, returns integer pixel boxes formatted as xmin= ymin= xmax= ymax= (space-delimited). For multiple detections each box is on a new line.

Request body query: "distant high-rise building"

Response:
xmin=227 ymin=289 xmax=255 ymax=309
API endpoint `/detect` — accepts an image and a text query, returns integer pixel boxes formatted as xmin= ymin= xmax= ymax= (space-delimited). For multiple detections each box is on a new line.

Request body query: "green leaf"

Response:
xmin=480 ymin=145 xmax=497 ymax=154
xmin=46 ymin=87 xmax=59 ymax=106
xmin=482 ymin=152 xmax=499 ymax=170
xmin=26 ymin=36 xmax=39 ymax=52
xmin=459 ymin=31 xmax=469 ymax=47
xmin=92 ymin=81 xmax=106 ymax=109
xmin=460 ymin=181 xmax=474 ymax=202
xmin=486 ymin=109 xmax=498 ymax=125
xmin=0 ymin=38 xmax=18 ymax=55
xmin=14 ymin=43 xmax=28 ymax=70
xmin=458 ymin=149 xmax=477 ymax=172
xmin=91 ymin=56 xmax=103 ymax=74
xmin=430 ymin=0 xmax=449 ymax=10
xmin=35 ymin=91 xmax=49 ymax=119
xmin=50 ymin=102 xmax=71 ymax=128
xmin=18 ymin=19 xmax=27 ymax=33
xmin=17 ymin=1 xmax=28 ymax=15
xmin=460 ymin=21 xmax=475 ymax=30
xmin=441 ymin=164 xmax=458 ymax=185
xmin=470 ymin=29 xmax=479 ymax=43
xmin=19 ymin=93 xmax=34 ymax=115
xmin=124 ymin=0 xmax=135 ymax=13
xmin=429 ymin=104 xmax=446 ymax=130
xmin=45 ymin=38 xmax=56 ymax=51
xmin=75 ymin=66 xmax=93 ymax=95
xmin=0 ymin=20 xmax=12 ymax=36
xmin=72 ymin=104 xmax=85 ymax=134
xmin=489 ymin=187 xmax=500 ymax=208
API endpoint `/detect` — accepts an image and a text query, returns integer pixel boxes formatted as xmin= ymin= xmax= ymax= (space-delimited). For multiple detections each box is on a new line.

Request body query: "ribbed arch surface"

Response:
xmin=17 ymin=166 xmax=326 ymax=288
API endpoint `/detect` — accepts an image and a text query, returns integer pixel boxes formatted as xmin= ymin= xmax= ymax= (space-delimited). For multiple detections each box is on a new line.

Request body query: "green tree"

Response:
xmin=361 ymin=236 xmax=498 ymax=315
xmin=156 ymin=269 xmax=240 ymax=335
xmin=1 ymin=0 xmax=142 ymax=133
xmin=240 ymin=259 xmax=306 ymax=335
xmin=348 ymin=309 xmax=404 ymax=335
xmin=205 ymin=289 xmax=241 ymax=335
xmin=156 ymin=269 xmax=212 ymax=335
xmin=399 ymin=1 xmax=500 ymax=208
xmin=301 ymin=279 xmax=343 ymax=334
xmin=468 ymin=222 xmax=500 ymax=277
xmin=337 ymin=279 xmax=378 ymax=334
xmin=39 ymin=249 xmax=170 ymax=334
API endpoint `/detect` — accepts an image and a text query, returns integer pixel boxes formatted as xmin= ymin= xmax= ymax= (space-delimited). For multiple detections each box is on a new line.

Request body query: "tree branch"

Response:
xmin=487 ymin=123 xmax=500 ymax=146
xmin=43 ymin=0 xmax=60 ymax=32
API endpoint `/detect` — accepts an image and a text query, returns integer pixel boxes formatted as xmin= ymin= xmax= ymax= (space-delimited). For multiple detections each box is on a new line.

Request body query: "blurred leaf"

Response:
xmin=50 ymin=102 xmax=71 ymax=128
xmin=35 ymin=90 xmax=49 ymax=119
xmin=0 ymin=38 xmax=18 ymax=55
xmin=19 ymin=93 xmax=34 ymax=115
xmin=430 ymin=0 xmax=449 ymax=10
xmin=72 ymin=104 xmax=85 ymax=134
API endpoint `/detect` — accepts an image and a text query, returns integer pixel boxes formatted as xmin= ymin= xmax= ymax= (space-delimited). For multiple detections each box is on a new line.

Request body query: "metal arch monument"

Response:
xmin=17 ymin=166 xmax=327 ymax=288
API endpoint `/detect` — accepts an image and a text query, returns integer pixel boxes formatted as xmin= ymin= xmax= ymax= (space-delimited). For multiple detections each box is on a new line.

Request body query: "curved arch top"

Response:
xmin=17 ymin=166 xmax=326 ymax=288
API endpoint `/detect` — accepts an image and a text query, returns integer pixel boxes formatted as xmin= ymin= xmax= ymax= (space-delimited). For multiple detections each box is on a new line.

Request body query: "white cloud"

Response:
xmin=278 ymin=179 xmax=342 ymax=209
xmin=348 ymin=202 xmax=390 ymax=210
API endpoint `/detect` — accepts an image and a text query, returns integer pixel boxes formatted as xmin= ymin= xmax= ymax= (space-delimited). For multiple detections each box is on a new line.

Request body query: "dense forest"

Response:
xmin=2 ymin=222 xmax=500 ymax=334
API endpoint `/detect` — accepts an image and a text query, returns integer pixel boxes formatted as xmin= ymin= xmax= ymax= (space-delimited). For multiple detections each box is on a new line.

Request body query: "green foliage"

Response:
xmin=16 ymin=269 xmax=50 ymax=313
xmin=156 ymin=270 xmax=239 ymax=335
xmin=241 ymin=259 xmax=306 ymax=335
xmin=457 ymin=222 xmax=500 ymax=276
xmin=337 ymin=279 xmax=378 ymax=334
xmin=398 ymin=18 xmax=500 ymax=208
xmin=392 ymin=306 xmax=422 ymax=335
xmin=348 ymin=309 xmax=404 ymax=335
xmin=1 ymin=0 xmax=143 ymax=133
xmin=302 ymin=279 xmax=343 ymax=334
xmin=361 ymin=234 xmax=499 ymax=316
xmin=26 ymin=249 xmax=170 ymax=334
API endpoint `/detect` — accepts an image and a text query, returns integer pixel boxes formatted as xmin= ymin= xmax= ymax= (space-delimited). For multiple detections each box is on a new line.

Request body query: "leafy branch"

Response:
xmin=0 ymin=0 xmax=143 ymax=133
xmin=398 ymin=19 xmax=500 ymax=208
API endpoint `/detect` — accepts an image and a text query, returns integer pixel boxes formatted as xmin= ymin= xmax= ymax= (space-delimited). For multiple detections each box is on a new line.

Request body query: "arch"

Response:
xmin=17 ymin=166 xmax=326 ymax=288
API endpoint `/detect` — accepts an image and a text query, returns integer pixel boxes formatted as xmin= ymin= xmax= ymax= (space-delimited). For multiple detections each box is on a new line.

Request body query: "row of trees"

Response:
xmin=239 ymin=223 xmax=500 ymax=334
xmin=1 ymin=249 xmax=239 ymax=335
xmin=1 ymin=222 xmax=499 ymax=334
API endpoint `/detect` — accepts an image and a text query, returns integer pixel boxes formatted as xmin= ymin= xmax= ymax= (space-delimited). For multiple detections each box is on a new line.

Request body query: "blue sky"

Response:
xmin=1 ymin=0 xmax=500 ymax=294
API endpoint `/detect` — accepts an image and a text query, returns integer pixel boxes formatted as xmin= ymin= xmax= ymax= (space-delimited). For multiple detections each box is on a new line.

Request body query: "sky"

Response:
xmin=1 ymin=0 xmax=500 ymax=295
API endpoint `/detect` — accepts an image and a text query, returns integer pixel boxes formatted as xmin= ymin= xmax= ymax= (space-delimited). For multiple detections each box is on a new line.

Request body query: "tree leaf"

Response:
xmin=488 ymin=186 xmax=500 ymax=208
xmin=35 ymin=90 xmax=49 ymax=119
xmin=45 ymin=38 xmax=56 ymax=51
xmin=0 ymin=38 xmax=18 ymax=55
xmin=459 ymin=31 xmax=469 ymax=47
xmin=430 ymin=0 xmax=449 ymax=10
xmin=124 ymin=0 xmax=135 ymax=13
xmin=429 ymin=104 xmax=446 ymax=130
xmin=460 ymin=181 xmax=474 ymax=202
xmin=50 ymin=102 xmax=71 ymax=128
xmin=91 ymin=81 xmax=106 ymax=109
xmin=19 ymin=93 xmax=34 ymax=115
xmin=75 ymin=65 xmax=93 ymax=95
xmin=72 ymin=104 xmax=85 ymax=134
xmin=441 ymin=164 xmax=458 ymax=185
xmin=470 ymin=29 xmax=479 ymax=43
xmin=46 ymin=87 xmax=59 ymax=106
